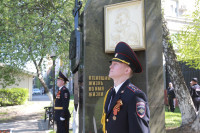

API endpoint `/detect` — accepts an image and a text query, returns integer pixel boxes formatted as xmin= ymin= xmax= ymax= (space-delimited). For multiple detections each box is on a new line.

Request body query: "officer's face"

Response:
xmin=109 ymin=61 xmax=130 ymax=80
xmin=169 ymin=83 xmax=172 ymax=88
xmin=57 ymin=79 xmax=65 ymax=87
xmin=191 ymin=81 xmax=197 ymax=85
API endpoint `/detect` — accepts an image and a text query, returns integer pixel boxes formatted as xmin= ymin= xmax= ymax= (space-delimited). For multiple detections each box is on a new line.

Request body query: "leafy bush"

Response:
xmin=0 ymin=88 xmax=29 ymax=106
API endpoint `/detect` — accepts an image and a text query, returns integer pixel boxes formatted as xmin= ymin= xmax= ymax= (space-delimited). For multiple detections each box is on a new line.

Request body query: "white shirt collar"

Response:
xmin=114 ymin=81 xmax=125 ymax=93
xmin=59 ymin=86 xmax=64 ymax=90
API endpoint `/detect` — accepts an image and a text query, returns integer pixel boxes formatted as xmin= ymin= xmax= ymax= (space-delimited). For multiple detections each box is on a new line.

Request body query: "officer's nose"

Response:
xmin=109 ymin=63 xmax=113 ymax=69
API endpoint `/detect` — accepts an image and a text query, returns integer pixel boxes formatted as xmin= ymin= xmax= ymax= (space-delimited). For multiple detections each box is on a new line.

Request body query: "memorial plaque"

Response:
xmin=104 ymin=1 xmax=146 ymax=53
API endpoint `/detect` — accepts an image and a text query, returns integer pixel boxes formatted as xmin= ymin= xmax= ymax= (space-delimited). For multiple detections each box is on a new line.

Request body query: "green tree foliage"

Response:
xmin=33 ymin=76 xmax=42 ymax=89
xmin=44 ymin=66 xmax=54 ymax=89
xmin=172 ymin=0 xmax=200 ymax=70
xmin=0 ymin=65 xmax=22 ymax=88
xmin=0 ymin=0 xmax=75 ymax=89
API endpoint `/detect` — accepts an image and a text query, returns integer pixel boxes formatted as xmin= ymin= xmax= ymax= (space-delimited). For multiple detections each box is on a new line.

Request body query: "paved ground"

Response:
xmin=0 ymin=119 xmax=49 ymax=133
xmin=0 ymin=95 xmax=54 ymax=133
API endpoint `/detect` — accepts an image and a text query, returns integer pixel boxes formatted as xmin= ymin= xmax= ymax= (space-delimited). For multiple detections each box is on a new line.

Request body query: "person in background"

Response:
xmin=42 ymin=89 xmax=44 ymax=95
xmin=166 ymin=82 xmax=176 ymax=112
xmin=54 ymin=71 xmax=71 ymax=133
xmin=190 ymin=78 xmax=200 ymax=111
xmin=101 ymin=42 xmax=150 ymax=133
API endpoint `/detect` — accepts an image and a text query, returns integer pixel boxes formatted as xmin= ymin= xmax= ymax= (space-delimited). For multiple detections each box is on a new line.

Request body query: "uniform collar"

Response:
xmin=106 ymin=79 xmax=130 ymax=116
xmin=59 ymin=86 xmax=64 ymax=90
xmin=114 ymin=81 xmax=126 ymax=93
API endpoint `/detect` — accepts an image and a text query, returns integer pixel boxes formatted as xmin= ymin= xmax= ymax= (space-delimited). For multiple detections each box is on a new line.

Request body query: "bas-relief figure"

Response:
xmin=110 ymin=8 xmax=140 ymax=48
xmin=105 ymin=1 xmax=145 ymax=53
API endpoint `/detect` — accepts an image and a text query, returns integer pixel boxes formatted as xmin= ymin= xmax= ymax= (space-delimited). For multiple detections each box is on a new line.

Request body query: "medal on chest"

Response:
xmin=113 ymin=99 xmax=123 ymax=120
xmin=56 ymin=91 xmax=61 ymax=99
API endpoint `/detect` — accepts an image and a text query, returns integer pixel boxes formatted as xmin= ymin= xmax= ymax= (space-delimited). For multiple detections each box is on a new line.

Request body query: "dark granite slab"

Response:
xmin=79 ymin=0 xmax=164 ymax=132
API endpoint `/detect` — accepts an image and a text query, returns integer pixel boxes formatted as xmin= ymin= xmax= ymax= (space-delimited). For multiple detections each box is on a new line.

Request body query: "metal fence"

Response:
xmin=166 ymin=62 xmax=200 ymax=89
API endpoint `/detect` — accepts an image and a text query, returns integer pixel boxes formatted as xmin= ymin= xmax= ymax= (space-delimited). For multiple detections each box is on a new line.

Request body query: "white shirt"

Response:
xmin=114 ymin=81 xmax=125 ymax=93
xmin=108 ymin=81 xmax=125 ymax=111
xmin=59 ymin=86 xmax=64 ymax=91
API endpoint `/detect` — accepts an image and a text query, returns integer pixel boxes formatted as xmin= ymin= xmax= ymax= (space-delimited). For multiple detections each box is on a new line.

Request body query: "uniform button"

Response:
xmin=106 ymin=119 xmax=109 ymax=122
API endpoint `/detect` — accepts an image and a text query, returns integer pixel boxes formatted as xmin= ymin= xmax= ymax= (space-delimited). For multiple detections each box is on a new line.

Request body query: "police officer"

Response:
xmin=101 ymin=42 xmax=150 ymax=133
xmin=55 ymin=71 xmax=70 ymax=133
xmin=190 ymin=78 xmax=200 ymax=111
xmin=167 ymin=82 xmax=175 ymax=112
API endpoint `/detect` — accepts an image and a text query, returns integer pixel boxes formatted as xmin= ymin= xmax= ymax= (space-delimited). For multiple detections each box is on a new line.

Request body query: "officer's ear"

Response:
xmin=125 ymin=66 xmax=132 ymax=75
xmin=129 ymin=70 xmax=134 ymax=78
xmin=61 ymin=79 xmax=65 ymax=85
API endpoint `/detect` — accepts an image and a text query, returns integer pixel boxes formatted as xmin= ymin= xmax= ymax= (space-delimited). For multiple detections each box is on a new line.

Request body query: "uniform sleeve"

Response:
xmin=166 ymin=87 xmax=169 ymax=94
xmin=128 ymin=92 xmax=150 ymax=133
xmin=191 ymin=86 xmax=195 ymax=97
xmin=60 ymin=88 xmax=70 ymax=118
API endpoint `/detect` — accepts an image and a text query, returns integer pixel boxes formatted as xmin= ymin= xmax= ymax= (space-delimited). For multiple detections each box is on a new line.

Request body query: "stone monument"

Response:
xmin=71 ymin=0 xmax=164 ymax=132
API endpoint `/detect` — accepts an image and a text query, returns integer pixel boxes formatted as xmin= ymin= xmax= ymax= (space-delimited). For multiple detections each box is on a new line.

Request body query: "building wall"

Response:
xmin=162 ymin=0 xmax=196 ymax=34
xmin=162 ymin=0 xmax=195 ymax=17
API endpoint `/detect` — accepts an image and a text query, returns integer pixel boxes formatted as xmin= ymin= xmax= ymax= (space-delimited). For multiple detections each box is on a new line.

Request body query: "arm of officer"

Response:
xmin=190 ymin=86 xmax=195 ymax=97
xmin=60 ymin=88 xmax=70 ymax=119
xmin=128 ymin=92 xmax=150 ymax=133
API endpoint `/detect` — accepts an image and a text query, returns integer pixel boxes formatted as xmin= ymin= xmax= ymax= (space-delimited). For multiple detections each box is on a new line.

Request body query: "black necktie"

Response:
xmin=111 ymin=88 xmax=116 ymax=100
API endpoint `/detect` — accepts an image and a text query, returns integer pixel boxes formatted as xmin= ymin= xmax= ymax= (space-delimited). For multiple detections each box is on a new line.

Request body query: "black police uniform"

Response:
xmin=167 ymin=86 xmax=175 ymax=112
xmin=105 ymin=80 xmax=150 ymax=133
xmin=101 ymin=42 xmax=150 ymax=133
xmin=191 ymin=83 xmax=200 ymax=111
xmin=55 ymin=71 xmax=70 ymax=133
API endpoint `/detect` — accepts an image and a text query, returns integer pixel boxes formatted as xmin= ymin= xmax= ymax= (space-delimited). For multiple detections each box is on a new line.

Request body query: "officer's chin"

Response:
xmin=108 ymin=72 xmax=114 ymax=79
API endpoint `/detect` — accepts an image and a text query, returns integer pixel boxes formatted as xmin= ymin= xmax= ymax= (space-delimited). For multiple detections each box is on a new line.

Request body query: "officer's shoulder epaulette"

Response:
xmin=127 ymin=84 xmax=141 ymax=93
xmin=62 ymin=86 xmax=67 ymax=90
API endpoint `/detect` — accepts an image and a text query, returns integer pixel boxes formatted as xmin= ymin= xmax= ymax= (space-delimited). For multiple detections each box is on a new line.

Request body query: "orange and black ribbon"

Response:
xmin=113 ymin=99 xmax=123 ymax=116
